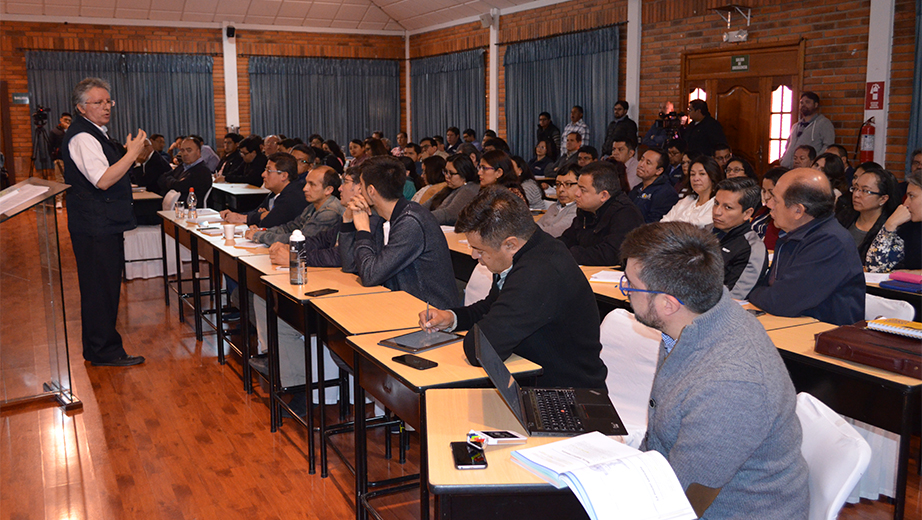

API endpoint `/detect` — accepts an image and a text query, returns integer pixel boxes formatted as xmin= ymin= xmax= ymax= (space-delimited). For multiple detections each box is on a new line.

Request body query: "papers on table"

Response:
xmin=233 ymin=239 xmax=268 ymax=249
xmin=0 ymin=185 xmax=50 ymax=215
xmin=589 ymin=270 xmax=624 ymax=283
xmin=864 ymin=272 xmax=891 ymax=285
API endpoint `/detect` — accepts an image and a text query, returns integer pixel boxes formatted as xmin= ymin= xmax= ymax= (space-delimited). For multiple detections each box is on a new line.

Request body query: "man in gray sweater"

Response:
xmin=620 ymin=221 xmax=808 ymax=519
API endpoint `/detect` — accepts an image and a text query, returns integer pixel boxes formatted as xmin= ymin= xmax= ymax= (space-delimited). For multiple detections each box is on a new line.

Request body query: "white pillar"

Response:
xmin=222 ymin=22 xmax=240 ymax=133
xmin=864 ymin=0 xmax=895 ymax=164
xmin=405 ymin=33 xmax=412 ymax=139
xmin=625 ymin=0 xmax=642 ymax=122
xmin=489 ymin=9 xmax=499 ymax=131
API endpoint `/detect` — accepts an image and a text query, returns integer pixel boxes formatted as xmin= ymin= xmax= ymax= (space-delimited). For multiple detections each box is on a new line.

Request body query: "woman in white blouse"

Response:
xmin=661 ymin=155 xmax=724 ymax=227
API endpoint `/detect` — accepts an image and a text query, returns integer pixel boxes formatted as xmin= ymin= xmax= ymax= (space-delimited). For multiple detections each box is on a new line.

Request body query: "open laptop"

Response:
xmin=473 ymin=324 xmax=627 ymax=437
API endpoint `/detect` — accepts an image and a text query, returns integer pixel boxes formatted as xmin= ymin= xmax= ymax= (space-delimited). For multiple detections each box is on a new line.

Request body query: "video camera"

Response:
xmin=31 ymin=106 xmax=50 ymax=128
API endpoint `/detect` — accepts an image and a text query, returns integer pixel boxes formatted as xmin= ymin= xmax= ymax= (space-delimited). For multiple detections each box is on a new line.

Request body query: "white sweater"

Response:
xmin=660 ymin=195 xmax=714 ymax=227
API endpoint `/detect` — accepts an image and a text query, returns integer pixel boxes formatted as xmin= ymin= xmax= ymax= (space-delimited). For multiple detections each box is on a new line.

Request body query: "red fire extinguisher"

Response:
xmin=858 ymin=117 xmax=875 ymax=163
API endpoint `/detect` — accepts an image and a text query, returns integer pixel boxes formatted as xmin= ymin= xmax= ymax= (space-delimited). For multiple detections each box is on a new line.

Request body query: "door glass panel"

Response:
xmin=768 ymin=85 xmax=793 ymax=163
xmin=689 ymin=88 xmax=707 ymax=102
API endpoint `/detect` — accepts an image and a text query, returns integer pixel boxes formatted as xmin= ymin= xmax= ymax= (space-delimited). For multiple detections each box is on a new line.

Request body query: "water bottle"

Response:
xmin=289 ymin=230 xmax=307 ymax=285
xmin=186 ymin=188 xmax=197 ymax=219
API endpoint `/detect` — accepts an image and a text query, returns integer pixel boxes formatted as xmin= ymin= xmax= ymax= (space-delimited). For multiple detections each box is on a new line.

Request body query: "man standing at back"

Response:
xmin=602 ymin=100 xmax=638 ymax=156
xmin=340 ymin=156 xmax=460 ymax=309
xmin=536 ymin=112 xmax=561 ymax=151
xmin=780 ymin=92 xmax=835 ymax=168
xmin=420 ymin=186 xmax=607 ymax=389
xmin=748 ymin=168 xmax=865 ymax=325
xmin=561 ymin=105 xmax=590 ymax=157
xmin=63 ymin=77 xmax=147 ymax=366
xmin=620 ymin=222 xmax=808 ymax=519
xmin=683 ymin=99 xmax=727 ymax=158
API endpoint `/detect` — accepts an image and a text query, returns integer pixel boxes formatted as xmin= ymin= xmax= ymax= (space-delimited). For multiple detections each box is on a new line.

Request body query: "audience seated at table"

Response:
xmin=340 ymin=156 xmax=460 ymax=309
xmin=536 ymin=165 xmax=579 ymax=238
xmin=157 ymin=136 xmax=212 ymax=200
xmin=750 ymin=166 xmax=787 ymax=250
xmin=129 ymin=137 xmax=172 ymax=193
xmin=424 ymin=155 xmax=480 ymax=225
xmin=723 ymin=155 xmax=758 ymax=182
xmin=835 ymin=167 xmax=899 ymax=267
xmin=420 ymin=186 xmax=607 ymax=389
xmin=629 ymin=148 xmax=680 ymax=223
xmin=411 ymin=155 xmax=447 ymax=205
xmin=559 ymin=161 xmax=644 ymax=266
xmin=248 ymin=166 xmax=344 ymax=245
xmin=711 ymin=177 xmax=768 ymax=300
xmin=661 ymin=155 xmax=723 ymax=227
xmin=527 ymin=138 xmax=557 ymax=179
xmin=620 ymin=222 xmax=808 ymax=519
xmin=866 ymin=169 xmax=922 ymax=272
xmin=813 ymin=151 xmax=849 ymax=213
xmin=217 ymin=135 xmax=267 ymax=186
xmin=215 ymin=133 xmax=243 ymax=179
xmin=510 ymin=155 xmax=545 ymax=210
xmin=219 ymin=152 xmax=307 ymax=229
xmin=748 ymin=168 xmax=865 ymax=325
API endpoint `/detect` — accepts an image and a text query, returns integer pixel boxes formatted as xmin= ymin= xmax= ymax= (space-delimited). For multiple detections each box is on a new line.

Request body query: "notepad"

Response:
xmin=589 ymin=270 xmax=623 ymax=283
xmin=867 ymin=319 xmax=922 ymax=340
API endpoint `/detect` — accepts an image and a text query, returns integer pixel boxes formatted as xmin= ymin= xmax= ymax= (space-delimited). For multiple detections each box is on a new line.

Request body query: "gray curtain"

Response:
xmin=27 ymin=51 xmax=214 ymax=170
xmin=410 ymin=49 xmax=485 ymax=143
xmin=504 ymin=25 xmax=620 ymax=157
xmin=249 ymin=57 xmax=399 ymax=147
xmin=908 ymin=0 xmax=922 ymax=172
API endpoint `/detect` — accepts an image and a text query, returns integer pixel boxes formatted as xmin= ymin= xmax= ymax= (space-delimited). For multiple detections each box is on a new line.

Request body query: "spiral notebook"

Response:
xmin=867 ymin=319 xmax=922 ymax=340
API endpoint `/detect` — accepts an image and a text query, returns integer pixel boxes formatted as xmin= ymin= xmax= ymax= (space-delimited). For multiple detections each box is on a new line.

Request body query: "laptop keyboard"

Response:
xmin=531 ymin=389 xmax=583 ymax=432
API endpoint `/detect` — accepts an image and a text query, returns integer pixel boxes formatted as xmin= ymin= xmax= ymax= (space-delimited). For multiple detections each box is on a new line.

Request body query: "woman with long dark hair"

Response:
xmin=835 ymin=167 xmax=899 ymax=265
xmin=661 ymin=155 xmax=724 ymax=227
xmin=424 ymin=154 xmax=480 ymax=225
xmin=511 ymin=155 xmax=545 ymax=210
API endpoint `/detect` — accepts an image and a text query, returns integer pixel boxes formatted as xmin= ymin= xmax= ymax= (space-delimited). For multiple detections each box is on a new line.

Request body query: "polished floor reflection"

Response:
xmin=1 ymin=208 xmax=918 ymax=519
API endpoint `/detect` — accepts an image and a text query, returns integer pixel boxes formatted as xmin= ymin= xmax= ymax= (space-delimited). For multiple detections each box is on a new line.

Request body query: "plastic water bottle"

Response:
xmin=186 ymin=188 xmax=197 ymax=219
xmin=289 ymin=230 xmax=306 ymax=285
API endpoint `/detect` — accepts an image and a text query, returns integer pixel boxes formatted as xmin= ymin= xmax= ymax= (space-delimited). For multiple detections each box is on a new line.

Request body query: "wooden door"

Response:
xmin=682 ymin=41 xmax=804 ymax=176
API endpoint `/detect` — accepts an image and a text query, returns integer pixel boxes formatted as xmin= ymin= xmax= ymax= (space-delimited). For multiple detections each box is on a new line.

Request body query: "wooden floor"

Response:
xmin=1 ymin=207 xmax=920 ymax=519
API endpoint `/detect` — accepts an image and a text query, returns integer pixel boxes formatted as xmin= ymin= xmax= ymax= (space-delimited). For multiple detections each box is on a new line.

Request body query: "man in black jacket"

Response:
xmin=602 ymin=100 xmax=638 ymax=157
xmin=560 ymin=161 xmax=644 ymax=266
xmin=629 ymin=148 xmax=680 ymax=223
xmin=536 ymin=111 xmax=561 ymax=151
xmin=157 ymin=136 xmax=212 ymax=199
xmin=420 ymin=186 xmax=608 ymax=389
xmin=683 ymin=99 xmax=728 ymax=158
xmin=711 ymin=177 xmax=768 ymax=300
xmin=219 ymin=152 xmax=306 ymax=228
xmin=217 ymin=135 xmax=267 ymax=186
xmin=129 ymin=138 xmax=172 ymax=193
xmin=215 ymin=132 xmax=243 ymax=177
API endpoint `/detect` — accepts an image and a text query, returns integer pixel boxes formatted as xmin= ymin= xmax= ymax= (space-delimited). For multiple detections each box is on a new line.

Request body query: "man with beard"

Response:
xmin=779 ymin=91 xmax=835 ymax=168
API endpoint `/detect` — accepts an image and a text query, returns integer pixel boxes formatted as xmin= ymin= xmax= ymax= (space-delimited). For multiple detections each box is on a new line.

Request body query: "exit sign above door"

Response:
xmin=731 ymin=55 xmax=749 ymax=72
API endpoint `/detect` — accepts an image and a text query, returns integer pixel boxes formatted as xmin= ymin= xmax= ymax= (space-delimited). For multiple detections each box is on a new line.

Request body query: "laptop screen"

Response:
xmin=473 ymin=324 xmax=530 ymax=432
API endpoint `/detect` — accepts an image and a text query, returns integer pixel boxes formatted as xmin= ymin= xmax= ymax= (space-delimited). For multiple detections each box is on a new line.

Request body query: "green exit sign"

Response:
xmin=731 ymin=55 xmax=749 ymax=72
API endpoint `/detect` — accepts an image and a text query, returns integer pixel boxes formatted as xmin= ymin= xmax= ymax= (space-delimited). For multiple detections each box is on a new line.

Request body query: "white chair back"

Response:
xmin=865 ymin=294 xmax=915 ymax=321
xmin=795 ymin=392 xmax=872 ymax=520
xmin=599 ymin=308 xmax=660 ymax=447
xmin=162 ymin=189 xmax=180 ymax=212
xmin=463 ymin=263 xmax=493 ymax=306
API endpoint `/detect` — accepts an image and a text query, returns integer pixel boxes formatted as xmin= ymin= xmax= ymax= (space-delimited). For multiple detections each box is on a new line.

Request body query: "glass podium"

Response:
xmin=0 ymin=177 xmax=81 ymax=411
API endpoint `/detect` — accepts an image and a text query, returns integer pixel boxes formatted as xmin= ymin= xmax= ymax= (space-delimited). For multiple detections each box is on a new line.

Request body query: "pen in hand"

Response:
xmin=425 ymin=301 xmax=430 ymax=334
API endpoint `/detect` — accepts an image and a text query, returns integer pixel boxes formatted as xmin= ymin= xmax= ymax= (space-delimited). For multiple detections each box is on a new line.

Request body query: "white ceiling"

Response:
xmin=0 ymin=0 xmax=550 ymax=34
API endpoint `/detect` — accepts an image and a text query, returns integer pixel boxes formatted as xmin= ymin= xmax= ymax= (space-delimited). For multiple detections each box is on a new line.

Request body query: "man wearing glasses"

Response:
xmin=536 ymin=167 xmax=579 ymax=237
xmin=219 ymin=152 xmax=307 ymax=228
xmin=157 ymin=136 xmax=213 ymax=200
xmin=559 ymin=161 xmax=644 ymax=266
xmin=216 ymin=135 xmax=267 ymax=186
xmin=619 ymin=221 xmax=808 ymax=520
xmin=62 ymin=77 xmax=147 ymax=366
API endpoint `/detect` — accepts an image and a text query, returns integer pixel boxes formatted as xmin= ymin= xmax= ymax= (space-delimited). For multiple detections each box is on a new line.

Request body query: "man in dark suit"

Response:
xmin=219 ymin=152 xmax=307 ymax=228
xmin=682 ymin=99 xmax=728 ymax=158
xmin=130 ymin=138 xmax=172 ymax=193
xmin=217 ymin=135 xmax=267 ymax=186
xmin=157 ymin=136 xmax=213 ymax=200
xmin=602 ymin=100 xmax=639 ymax=157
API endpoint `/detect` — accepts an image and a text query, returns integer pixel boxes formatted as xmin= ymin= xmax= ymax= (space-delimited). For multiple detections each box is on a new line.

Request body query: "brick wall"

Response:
xmin=410 ymin=0 xmax=913 ymax=173
xmin=0 ymin=21 xmax=403 ymax=180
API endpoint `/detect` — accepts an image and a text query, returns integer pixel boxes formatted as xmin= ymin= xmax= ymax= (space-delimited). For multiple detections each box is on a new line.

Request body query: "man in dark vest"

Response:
xmin=62 ymin=77 xmax=147 ymax=366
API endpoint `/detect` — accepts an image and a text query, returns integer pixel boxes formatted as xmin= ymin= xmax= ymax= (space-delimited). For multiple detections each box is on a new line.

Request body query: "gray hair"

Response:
xmin=72 ymin=77 xmax=111 ymax=110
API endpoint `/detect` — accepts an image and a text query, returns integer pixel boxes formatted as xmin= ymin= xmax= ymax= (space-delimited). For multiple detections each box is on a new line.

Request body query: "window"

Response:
xmin=769 ymin=85 xmax=793 ymax=163
xmin=689 ymin=88 xmax=707 ymax=102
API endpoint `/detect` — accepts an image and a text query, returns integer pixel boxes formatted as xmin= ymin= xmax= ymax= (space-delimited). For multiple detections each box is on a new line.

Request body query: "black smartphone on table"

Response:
xmin=451 ymin=441 xmax=487 ymax=469
xmin=392 ymin=354 xmax=438 ymax=370
xmin=305 ymin=288 xmax=338 ymax=297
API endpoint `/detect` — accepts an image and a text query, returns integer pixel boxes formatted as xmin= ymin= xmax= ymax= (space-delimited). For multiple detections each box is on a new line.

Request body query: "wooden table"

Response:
xmin=444 ymin=230 xmax=477 ymax=283
xmin=768 ymin=322 xmax=922 ymax=520
xmin=342 ymin=332 xmax=542 ymax=520
xmin=132 ymin=189 xmax=162 ymax=225
xmin=260 ymin=272 xmax=387 ymax=473
xmin=426 ymin=388 xmax=589 ymax=520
